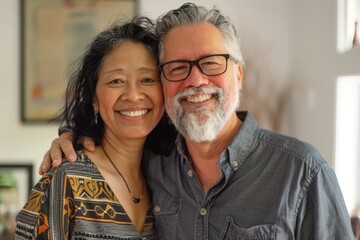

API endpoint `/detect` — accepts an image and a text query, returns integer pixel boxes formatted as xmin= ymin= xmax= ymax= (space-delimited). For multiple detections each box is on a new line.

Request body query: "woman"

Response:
xmin=15 ymin=16 xmax=174 ymax=239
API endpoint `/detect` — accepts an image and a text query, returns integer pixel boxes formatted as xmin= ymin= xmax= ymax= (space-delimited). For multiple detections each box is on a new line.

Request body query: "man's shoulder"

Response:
xmin=258 ymin=129 xmax=326 ymax=167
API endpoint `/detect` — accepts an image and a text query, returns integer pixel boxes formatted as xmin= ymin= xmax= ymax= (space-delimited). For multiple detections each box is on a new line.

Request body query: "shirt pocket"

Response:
xmin=220 ymin=216 xmax=276 ymax=240
xmin=152 ymin=193 xmax=181 ymax=239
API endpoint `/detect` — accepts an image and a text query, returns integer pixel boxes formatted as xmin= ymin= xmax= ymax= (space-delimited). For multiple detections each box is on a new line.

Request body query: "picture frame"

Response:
xmin=20 ymin=0 xmax=138 ymax=123
xmin=0 ymin=164 xmax=34 ymax=206
xmin=0 ymin=164 xmax=33 ymax=238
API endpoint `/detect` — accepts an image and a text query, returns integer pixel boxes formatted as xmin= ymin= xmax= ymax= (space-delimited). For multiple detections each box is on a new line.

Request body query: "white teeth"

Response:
xmin=120 ymin=109 xmax=148 ymax=117
xmin=186 ymin=94 xmax=212 ymax=103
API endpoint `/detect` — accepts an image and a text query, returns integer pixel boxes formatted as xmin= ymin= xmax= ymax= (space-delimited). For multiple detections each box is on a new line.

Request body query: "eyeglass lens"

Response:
xmin=161 ymin=54 xmax=229 ymax=81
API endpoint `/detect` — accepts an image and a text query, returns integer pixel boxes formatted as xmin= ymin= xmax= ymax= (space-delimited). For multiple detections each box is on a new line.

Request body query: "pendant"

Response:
xmin=132 ymin=197 xmax=141 ymax=203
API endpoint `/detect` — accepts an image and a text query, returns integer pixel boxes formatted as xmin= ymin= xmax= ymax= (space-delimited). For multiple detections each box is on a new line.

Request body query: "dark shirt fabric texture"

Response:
xmin=143 ymin=111 xmax=354 ymax=240
xmin=15 ymin=149 xmax=155 ymax=240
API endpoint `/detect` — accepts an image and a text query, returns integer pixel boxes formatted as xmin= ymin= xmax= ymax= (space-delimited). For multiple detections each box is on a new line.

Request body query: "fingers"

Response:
xmin=38 ymin=136 xmax=64 ymax=175
xmin=81 ymin=136 xmax=96 ymax=152
xmin=38 ymin=131 xmax=78 ymax=175
xmin=39 ymin=150 xmax=52 ymax=175
xmin=41 ymin=132 xmax=76 ymax=171
xmin=58 ymin=132 xmax=77 ymax=162
xmin=48 ymin=138 xmax=65 ymax=167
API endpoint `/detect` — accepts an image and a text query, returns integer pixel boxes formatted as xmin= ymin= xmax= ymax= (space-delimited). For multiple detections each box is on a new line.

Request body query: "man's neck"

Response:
xmin=185 ymin=113 xmax=242 ymax=192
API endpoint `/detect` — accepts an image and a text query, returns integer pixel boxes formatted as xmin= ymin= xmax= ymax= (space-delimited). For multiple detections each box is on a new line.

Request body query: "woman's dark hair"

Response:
xmin=57 ymin=16 xmax=176 ymax=155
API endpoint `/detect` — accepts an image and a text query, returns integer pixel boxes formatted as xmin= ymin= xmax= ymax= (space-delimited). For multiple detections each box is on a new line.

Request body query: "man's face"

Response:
xmin=161 ymin=23 xmax=243 ymax=142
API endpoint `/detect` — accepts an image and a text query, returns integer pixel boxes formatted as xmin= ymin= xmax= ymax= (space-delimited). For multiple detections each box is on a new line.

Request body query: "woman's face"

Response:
xmin=93 ymin=41 xmax=164 ymax=141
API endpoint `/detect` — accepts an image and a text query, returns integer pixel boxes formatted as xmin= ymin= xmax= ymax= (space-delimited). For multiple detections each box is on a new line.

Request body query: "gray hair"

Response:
xmin=156 ymin=3 xmax=245 ymax=66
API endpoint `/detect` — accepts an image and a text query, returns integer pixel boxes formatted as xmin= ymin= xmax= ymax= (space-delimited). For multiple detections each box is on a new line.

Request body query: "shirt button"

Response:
xmin=199 ymin=208 xmax=207 ymax=216
xmin=232 ymin=161 xmax=239 ymax=167
xmin=154 ymin=205 xmax=161 ymax=213
xmin=187 ymin=169 xmax=194 ymax=177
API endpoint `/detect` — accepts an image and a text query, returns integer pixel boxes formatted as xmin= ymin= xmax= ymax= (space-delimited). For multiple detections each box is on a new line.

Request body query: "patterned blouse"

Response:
xmin=15 ymin=150 xmax=155 ymax=239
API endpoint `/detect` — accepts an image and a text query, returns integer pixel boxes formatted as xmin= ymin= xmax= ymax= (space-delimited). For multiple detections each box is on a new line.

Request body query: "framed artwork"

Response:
xmin=0 ymin=164 xmax=33 ymax=239
xmin=20 ymin=0 xmax=138 ymax=123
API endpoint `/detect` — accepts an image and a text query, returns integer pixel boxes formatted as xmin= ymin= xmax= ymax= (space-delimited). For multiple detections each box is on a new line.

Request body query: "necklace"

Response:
xmin=102 ymin=146 xmax=143 ymax=204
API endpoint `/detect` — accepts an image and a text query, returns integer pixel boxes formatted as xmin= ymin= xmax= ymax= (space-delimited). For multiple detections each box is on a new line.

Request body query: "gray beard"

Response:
xmin=167 ymin=85 xmax=240 ymax=142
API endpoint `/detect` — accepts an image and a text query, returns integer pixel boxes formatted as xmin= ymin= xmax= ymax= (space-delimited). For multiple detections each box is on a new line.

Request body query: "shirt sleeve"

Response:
xmin=15 ymin=168 xmax=74 ymax=239
xmin=295 ymin=163 xmax=355 ymax=239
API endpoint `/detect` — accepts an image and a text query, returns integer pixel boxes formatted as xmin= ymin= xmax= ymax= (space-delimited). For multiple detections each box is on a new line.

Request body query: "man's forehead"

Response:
xmin=162 ymin=23 xmax=226 ymax=61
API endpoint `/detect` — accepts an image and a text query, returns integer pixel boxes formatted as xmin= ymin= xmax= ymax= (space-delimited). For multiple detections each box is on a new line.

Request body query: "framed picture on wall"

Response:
xmin=0 ymin=164 xmax=33 ymax=239
xmin=20 ymin=0 xmax=138 ymax=123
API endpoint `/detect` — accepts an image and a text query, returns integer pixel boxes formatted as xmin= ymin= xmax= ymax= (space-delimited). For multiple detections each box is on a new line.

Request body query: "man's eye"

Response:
xmin=169 ymin=65 xmax=188 ymax=74
xmin=201 ymin=61 xmax=219 ymax=67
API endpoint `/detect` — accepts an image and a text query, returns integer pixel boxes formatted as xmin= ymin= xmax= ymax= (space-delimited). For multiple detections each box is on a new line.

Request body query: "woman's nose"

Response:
xmin=121 ymin=83 xmax=145 ymax=101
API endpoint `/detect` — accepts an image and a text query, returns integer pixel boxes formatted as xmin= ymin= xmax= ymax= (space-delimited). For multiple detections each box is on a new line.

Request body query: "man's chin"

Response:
xmin=182 ymin=128 xmax=218 ymax=143
xmin=182 ymin=103 xmax=216 ymax=113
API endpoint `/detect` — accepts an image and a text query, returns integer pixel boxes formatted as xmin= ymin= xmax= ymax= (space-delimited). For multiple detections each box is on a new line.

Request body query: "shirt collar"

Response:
xmin=226 ymin=111 xmax=260 ymax=170
xmin=175 ymin=111 xmax=260 ymax=170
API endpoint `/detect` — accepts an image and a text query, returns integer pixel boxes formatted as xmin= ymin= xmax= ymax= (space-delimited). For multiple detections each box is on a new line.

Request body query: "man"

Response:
xmin=41 ymin=3 xmax=354 ymax=239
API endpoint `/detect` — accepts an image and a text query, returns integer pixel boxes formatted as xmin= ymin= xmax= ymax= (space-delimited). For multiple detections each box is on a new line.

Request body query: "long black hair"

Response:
xmin=57 ymin=16 xmax=176 ymax=155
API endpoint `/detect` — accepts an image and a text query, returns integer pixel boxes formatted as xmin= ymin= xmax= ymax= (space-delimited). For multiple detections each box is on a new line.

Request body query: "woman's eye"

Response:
xmin=108 ymin=79 xmax=124 ymax=84
xmin=141 ymin=78 xmax=157 ymax=84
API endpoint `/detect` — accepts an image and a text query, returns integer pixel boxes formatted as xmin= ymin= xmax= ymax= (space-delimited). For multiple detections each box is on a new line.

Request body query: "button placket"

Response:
xmin=199 ymin=208 xmax=207 ymax=216
xmin=153 ymin=205 xmax=161 ymax=213
xmin=231 ymin=160 xmax=239 ymax=168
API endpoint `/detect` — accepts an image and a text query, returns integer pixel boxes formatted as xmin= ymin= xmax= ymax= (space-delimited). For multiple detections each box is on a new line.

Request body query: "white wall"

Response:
xmin=0 ymin=0 xmax=359 ymax=211
xmin=289 ymin=0 xmax=360 ymax=163
xmin=0 ymin=0 xmax=58 ymax=184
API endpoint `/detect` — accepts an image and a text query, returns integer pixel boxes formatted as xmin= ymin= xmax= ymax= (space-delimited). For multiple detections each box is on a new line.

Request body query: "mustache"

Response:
xmin=174 ymin=86 xmax=222 ymax=102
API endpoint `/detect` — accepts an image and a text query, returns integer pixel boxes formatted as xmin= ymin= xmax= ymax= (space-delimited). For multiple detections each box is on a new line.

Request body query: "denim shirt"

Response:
xmin=143 ymin=112 xmax=354 ymax=240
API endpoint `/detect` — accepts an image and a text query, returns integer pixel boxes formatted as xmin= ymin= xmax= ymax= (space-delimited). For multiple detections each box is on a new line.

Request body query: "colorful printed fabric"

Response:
xmin=15 ymin=150 xmax=154 ymax=240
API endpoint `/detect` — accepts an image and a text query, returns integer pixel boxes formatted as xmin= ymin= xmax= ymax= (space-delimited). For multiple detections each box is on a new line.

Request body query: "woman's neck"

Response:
xmin=100 ymin=135 xmax=146 ymax=177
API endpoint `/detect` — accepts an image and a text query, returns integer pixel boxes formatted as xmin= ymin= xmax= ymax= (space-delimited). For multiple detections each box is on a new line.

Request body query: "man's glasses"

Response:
xmin=159 ymin=54 xmax=231 ymax=82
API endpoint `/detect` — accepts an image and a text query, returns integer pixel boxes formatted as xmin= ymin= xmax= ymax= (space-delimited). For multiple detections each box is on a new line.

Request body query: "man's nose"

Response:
xmin=183 ymin=65 xmax=209 ymax=88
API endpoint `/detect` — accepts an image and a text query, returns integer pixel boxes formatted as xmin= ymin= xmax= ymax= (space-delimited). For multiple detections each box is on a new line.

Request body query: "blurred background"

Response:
xmin=0 ymin=0 xmax=359 ymax=238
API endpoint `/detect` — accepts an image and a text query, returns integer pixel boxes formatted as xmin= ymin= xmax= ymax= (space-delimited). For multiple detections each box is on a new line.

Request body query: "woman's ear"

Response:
xmin=92 ymin=96 xmax=99 ymax=113
xmin=93 ymin=96 xmax=100 ymax=125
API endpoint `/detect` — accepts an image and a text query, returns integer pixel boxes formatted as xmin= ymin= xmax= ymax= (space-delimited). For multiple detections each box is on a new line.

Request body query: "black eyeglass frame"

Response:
xmin=159 ymin=53 xmax=231 ymax=82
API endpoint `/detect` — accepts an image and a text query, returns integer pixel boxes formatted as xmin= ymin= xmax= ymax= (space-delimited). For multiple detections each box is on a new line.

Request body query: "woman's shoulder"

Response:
xmin=57 ymin=148 xmax=100 ymax=176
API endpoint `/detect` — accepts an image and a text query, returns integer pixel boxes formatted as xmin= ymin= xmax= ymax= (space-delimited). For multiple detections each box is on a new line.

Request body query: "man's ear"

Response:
xmin=236 ymin=64 xmax=244 ymax=90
